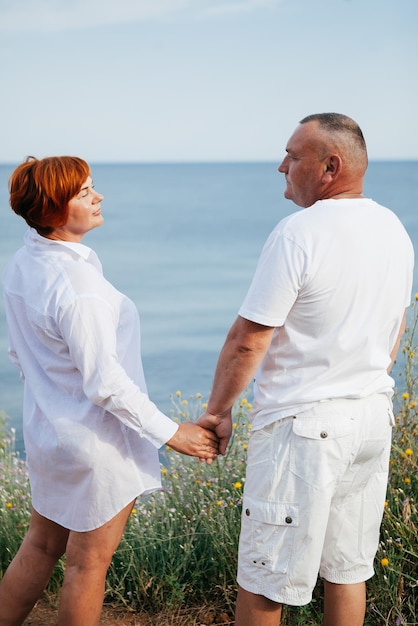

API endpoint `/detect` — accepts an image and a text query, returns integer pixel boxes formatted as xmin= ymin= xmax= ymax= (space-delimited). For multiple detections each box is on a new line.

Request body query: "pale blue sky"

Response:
xmin=0 ymin=0 xmax=417 ymax=162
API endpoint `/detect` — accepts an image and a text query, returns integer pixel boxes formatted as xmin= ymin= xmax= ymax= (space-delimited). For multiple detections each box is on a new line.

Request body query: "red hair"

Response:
xmin=9 ymin=156 xmax=91 ymax=236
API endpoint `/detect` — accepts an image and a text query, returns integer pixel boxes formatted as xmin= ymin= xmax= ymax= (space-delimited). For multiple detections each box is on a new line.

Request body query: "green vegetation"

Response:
xmin=0 ymin=302 xmax=417 ymax=625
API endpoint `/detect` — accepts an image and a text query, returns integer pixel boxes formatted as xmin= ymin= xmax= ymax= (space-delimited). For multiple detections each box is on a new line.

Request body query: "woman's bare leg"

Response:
xmin=0 ymin=509 xmax=69 ymax=626
xmin=57 ymin=499 xmax=135 ymax=626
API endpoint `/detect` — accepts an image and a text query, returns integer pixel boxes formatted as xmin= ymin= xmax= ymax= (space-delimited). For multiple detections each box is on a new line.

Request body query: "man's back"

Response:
xmin=239 ymin=197 xmax=414 ymax=425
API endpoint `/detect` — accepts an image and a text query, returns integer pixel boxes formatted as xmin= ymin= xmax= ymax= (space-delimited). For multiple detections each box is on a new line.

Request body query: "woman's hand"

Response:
xmin=166 ymin=422 xmax=220 ymax=464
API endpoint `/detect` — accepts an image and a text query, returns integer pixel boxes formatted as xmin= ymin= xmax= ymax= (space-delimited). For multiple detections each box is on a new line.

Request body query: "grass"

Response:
xmin=1 ymin=301 xmax=417 ymax=625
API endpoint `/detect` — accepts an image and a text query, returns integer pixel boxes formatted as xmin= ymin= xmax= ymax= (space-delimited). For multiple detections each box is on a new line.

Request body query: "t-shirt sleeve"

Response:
xmin=239 ymin=229 xmax=307 ymax=327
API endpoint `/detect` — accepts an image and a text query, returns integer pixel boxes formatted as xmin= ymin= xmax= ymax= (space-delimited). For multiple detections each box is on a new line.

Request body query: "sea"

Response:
xmin=1 ymin=161 xmax=417 ymax=455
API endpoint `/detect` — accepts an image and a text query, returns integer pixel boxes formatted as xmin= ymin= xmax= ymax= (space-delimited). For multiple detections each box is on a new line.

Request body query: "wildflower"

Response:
xmin=202 ymin=403 xmax=208 ymax=410
xmin=161 ymin=468 xmax=167 ymax=475
xmin=196 ymin=393 xmax=202 ymax=399
xmin=415 ymin=293 xmax=418 ymax=300
xmin=402 ymin=392 xmax=409 ymax=400
xmin=233 ymin=422 xmax=237 ymax=429
xmin=243 ymin=444 xmax=248 ymax=450
xmin=405 ymin=448 xmax=413 ymax=457
xmin=6 ymin=502 xmax=12 ymax=509
xmin=217 ymin=500 xmax=223 ymax=506
xmin=404 ymin=477 xmax=411 ymax=484
xmin=131 ymin=508 xmax=137 ymax=515
xmin=384 ymin=501 xmax=388 ymax=508
xmin=247 ymin=424 xmax=252 ymax=430
xmin=176 ymin=390 xmax=181 ymax=397
xmin=234 ymin=481 xmax=243 ymax=489
xmin=241 ymin=399 xmax=247 ymax=405
xmin=380 ymin=557 xmax=389 ymax=567
xmin=182 ymin=400 xmax=188 ymax=406
xmin=247 ymin=404 xmax=253 ymax=410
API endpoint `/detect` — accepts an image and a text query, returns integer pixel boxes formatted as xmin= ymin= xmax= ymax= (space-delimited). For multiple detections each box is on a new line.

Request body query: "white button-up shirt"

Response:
xmin=2 ymin=229 xmax=178 ymax=531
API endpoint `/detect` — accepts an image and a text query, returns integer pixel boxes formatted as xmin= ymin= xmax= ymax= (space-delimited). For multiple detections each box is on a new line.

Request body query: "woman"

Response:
xmin=0 ymin=156 xmax=218 ymax=625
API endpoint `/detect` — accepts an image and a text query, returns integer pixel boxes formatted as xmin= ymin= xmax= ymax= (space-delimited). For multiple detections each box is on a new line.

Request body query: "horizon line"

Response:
xmin=0 ymin=158 xmax=417 ymax=166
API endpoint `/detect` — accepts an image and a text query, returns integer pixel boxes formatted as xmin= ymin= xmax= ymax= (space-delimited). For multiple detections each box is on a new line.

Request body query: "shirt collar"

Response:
xmin=24 ymin=228 xmax=93 ymax=261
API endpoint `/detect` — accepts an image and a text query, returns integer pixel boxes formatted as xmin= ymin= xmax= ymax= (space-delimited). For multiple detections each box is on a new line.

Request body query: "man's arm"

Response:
xmin=197 ymin=315 xmax=275 ymax=454
xmin=388 ymin=308 xmax=408 ymax=373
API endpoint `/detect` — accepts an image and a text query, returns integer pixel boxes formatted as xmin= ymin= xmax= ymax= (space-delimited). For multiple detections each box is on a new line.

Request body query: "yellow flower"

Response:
xmin=384 ymin=500 xmax=388 ymax=508
xmin=195 ymin=479 xmax=201 ymax=485
xmin=381 ymin=557 xmax=389 ymax=567
xmin=405 ymin=448 xmax=413 ymax=457
xmin=202 ymin=403 xmax=208 ymax=410
xmin=404 ymin=477 xmax=411 ymax=484
xmin=241 ymin=398 xmax=247 ymax=405
xmin=196 ymin=393 xmax=202 ymax=399
xmin=247 ymin=424 xmax=252 ymax=430
xmin=234 ymin=481 xmax=243 ymax=489
xmin=131 ymin=508 xmax=137 ymax=515
xmin=6 ymin=502 xmax=12 ymax=509
xmin=161 ymin=468 xmax=167 ymax=475
xmin=247 ymin=404 xmax=253 ymax=410
xmin=415 ymin=293 xmax=418 ymax=301
xmin=166 ymin=445 xmax=172 ymax=451
xmin=402 ymin=392 xmax=409 ymax=400
xmin=217 ymin=500 xmax=223 ymax=506
xmin=243 ymin=444 xmax=248 ymax=450
xmin=176 ymin=390 xmax=181 ymax=397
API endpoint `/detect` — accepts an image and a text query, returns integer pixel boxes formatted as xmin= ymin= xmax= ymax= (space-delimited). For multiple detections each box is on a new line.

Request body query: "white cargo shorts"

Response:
xmin=237 ymin=394 xmax=394 ymax=606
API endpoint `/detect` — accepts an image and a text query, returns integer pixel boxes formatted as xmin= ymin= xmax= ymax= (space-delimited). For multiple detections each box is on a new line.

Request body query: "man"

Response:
xmin=198 ymin=113 xmax=414 ymax=626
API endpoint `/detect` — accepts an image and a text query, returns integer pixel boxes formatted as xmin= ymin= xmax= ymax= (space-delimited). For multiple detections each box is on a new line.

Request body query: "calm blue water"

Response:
xmin=1 ymin=162 xmax=417 ymax=454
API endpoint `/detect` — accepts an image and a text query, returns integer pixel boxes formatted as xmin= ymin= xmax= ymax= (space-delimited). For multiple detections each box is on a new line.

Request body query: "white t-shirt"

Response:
xmin=239 ymin=198 xmax=414 ymax=429
xmin=2 ymin=228 xmax=178 ymax=531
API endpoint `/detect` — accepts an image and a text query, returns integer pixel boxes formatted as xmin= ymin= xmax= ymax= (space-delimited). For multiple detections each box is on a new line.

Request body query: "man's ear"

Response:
xmin=322 ymin=155 xmax=342 ymax=182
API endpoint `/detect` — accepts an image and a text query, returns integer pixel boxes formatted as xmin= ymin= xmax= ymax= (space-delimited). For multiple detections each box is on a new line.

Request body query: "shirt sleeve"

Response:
xmin=7 ymin=340 xmax=25 ymax=381
xmin=239 ymin=229 xmax=308 ymax=327
xmin=58 ymin=293 xmax=178 ymax=449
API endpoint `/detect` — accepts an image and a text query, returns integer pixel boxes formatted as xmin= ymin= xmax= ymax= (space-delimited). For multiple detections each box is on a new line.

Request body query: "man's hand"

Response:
xmin=196 ymin=411 xmax=233 ymax=456
xmin=166 ymin=422 xmax=219 ymax=463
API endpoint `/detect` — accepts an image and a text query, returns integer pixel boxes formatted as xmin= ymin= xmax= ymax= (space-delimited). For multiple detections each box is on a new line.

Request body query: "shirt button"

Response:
xmin=285 ymin=516 xmax=292 ymax=524
xmin=320 ymin=431 xmax=328 ymax=438
xmin=245 ymin=508 xmax=250 ymax=516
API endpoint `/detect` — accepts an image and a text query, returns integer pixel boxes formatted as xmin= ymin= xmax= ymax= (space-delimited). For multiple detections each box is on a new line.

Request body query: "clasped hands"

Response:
xmin=166 ymin=410 xmax=233 ymax=464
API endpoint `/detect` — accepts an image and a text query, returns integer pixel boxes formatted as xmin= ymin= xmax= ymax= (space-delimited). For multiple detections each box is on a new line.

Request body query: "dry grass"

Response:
xmin=24 ymin=593 xmax=234 ymax=625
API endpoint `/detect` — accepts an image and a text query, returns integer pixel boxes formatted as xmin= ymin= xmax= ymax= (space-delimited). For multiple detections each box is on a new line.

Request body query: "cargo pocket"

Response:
xmin=241 ymin=495 xmax=298 ymax=574
xmin=289 ymin=417 xmax=353 ymax=490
